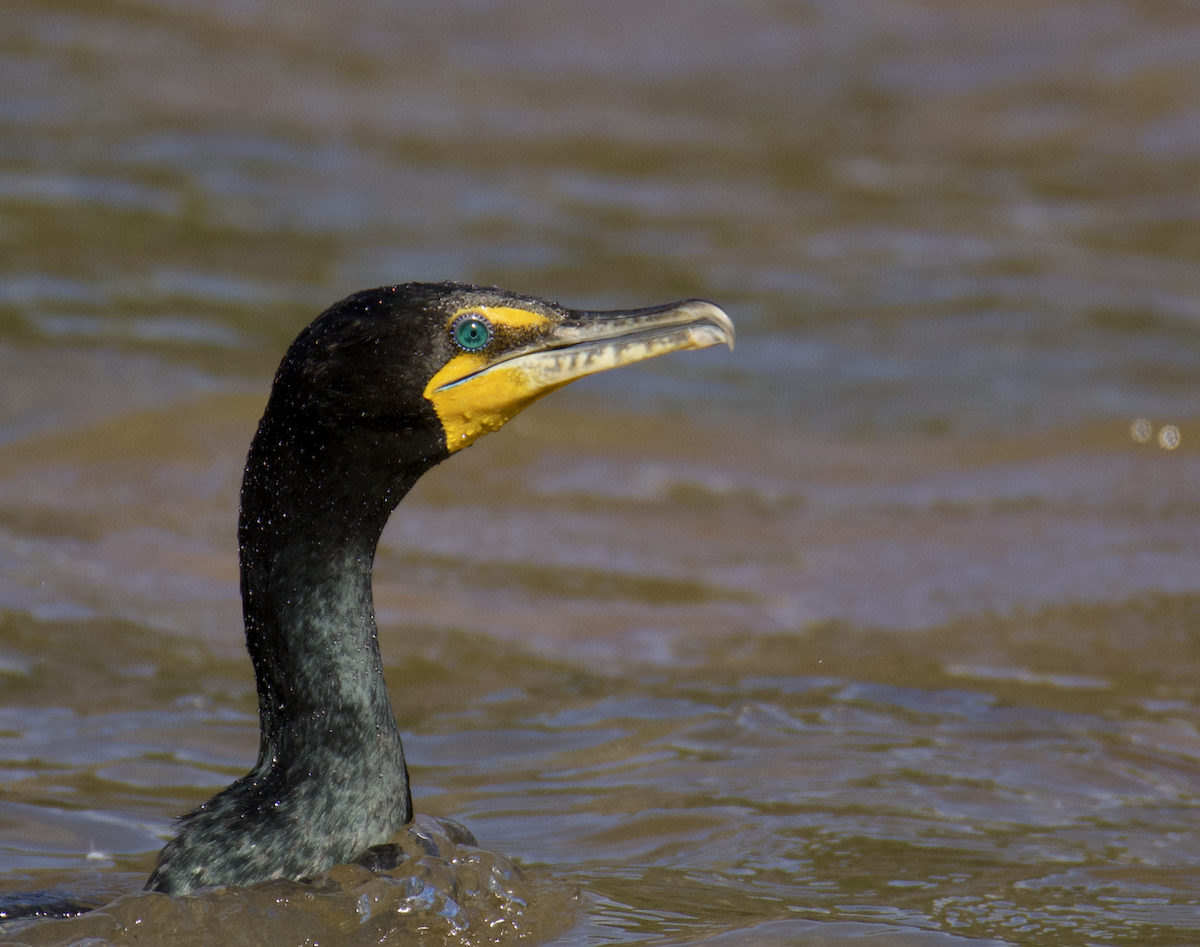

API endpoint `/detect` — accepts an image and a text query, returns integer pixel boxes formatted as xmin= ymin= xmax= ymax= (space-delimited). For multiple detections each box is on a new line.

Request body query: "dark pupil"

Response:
xmin=455 ymin=318 xmax=489 ymax=350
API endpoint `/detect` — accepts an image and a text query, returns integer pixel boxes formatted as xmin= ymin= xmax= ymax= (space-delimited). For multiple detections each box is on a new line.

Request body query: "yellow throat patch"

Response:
xmin=423 ymin=305 xmax=556 ymax=453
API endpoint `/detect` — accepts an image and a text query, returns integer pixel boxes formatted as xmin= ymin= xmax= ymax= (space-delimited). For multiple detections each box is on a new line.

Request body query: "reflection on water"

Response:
xmin=3 ymin=0 xmax=1200 ymax=943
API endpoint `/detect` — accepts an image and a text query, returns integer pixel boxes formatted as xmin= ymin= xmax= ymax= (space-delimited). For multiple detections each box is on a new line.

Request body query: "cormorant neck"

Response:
xmin=237 ymin=405 xmax=437 ymax=801
xmin=145 ymin=379 xmax=448 ymax=894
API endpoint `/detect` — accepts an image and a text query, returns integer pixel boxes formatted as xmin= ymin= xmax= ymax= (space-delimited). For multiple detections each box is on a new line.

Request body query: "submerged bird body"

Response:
xmin=143 ymin=282 xmax=733 ymax=895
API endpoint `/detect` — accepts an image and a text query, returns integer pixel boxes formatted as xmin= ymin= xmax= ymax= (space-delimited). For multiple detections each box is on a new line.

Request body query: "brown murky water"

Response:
xmin=3 ymin=0 xmax=1200 ymax=944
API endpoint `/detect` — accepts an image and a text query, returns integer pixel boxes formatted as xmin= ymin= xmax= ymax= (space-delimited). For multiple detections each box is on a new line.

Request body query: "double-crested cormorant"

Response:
xmin=138 ymin=282 xmax=734 ymax=895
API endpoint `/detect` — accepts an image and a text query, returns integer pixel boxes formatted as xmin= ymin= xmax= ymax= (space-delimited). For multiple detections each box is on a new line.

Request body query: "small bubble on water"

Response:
xmin=1131 ymin=418 xmax=1153 ymax=443
xmin=1159 ymin=425 xmax=1181 ymax=450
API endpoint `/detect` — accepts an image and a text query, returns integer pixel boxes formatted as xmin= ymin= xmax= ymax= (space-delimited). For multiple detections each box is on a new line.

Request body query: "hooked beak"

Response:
xmin=425 ymin=298 xmax=734 ymax=453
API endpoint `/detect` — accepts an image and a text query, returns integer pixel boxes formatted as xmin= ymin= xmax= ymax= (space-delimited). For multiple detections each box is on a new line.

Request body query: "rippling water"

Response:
xmin=2 ymin=0 xmax=1200 ymax=944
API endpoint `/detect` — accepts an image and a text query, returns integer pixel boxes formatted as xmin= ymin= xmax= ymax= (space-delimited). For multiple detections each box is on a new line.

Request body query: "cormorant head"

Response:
xmin=269 ymin=282 xmax=734 ymax=461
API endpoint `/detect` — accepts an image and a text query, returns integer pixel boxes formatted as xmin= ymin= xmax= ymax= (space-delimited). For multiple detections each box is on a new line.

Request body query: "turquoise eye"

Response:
xmin=453 ymin=315 xmax=491 ymax=351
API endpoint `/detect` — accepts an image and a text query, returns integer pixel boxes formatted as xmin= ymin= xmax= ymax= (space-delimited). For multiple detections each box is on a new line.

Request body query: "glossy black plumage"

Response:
xmin=0 ymin=283 xmax=733 ymax=906
xmin=147 ymin=285 xmax=464 ymax=893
